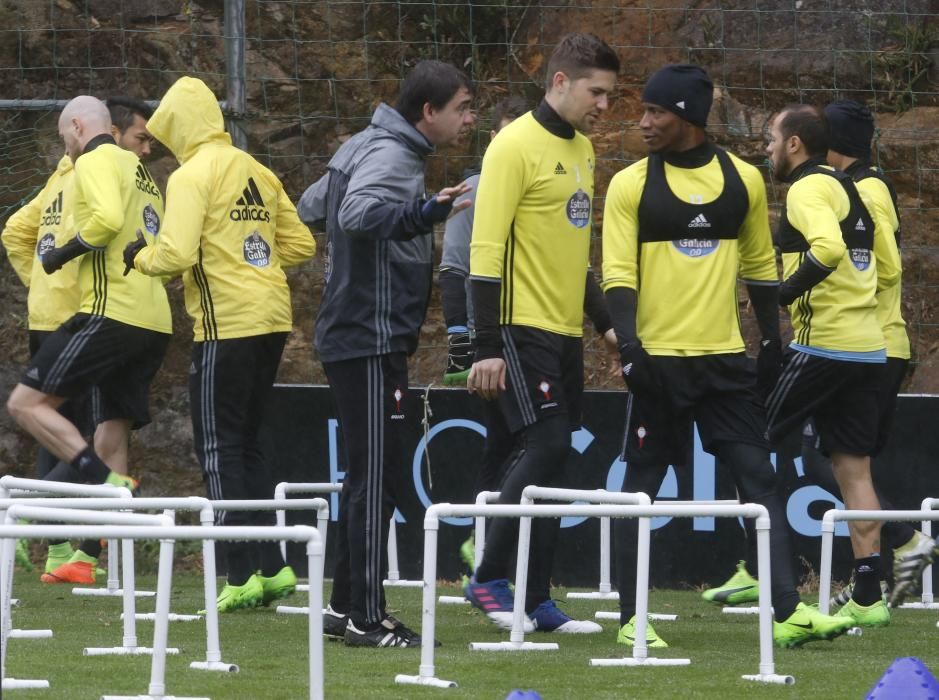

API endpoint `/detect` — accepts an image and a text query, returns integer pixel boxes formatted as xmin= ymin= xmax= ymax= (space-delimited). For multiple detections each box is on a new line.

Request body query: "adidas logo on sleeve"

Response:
xmin=230 ymin=177 xmax=271 ymax=222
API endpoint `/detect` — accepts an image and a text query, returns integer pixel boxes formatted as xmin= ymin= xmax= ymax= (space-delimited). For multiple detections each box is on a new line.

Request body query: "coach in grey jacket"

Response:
xmin=298 ymin=59 xmax=474 ymax=648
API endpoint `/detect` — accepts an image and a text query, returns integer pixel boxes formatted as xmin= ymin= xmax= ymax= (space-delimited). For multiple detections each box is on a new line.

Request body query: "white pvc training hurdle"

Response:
xmin=0 ymin=515 xmax=325 ymax=700
xmin=395 ymin=501 xmax=789 ymax=690
xmin=0 ymin=475 xmax=138 ymax=597
xmin=1 ymin=493 xmax=329 ymax=673
xmin=817 ymin=508 xmax=939 ymax=615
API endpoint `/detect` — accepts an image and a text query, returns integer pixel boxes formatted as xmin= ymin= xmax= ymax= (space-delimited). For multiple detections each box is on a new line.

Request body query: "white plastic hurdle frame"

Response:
xmin=273 ymin=482 xmax=341 ymax=596
xmin=1 ymin=508 xmax=175 ymax=691
xmin=0 ymin=516 xmax=325 ymax=700
xmin=897 ymin=497 xmax=939 ymax=609
xmin=818 ymin=508 xmax=939 ymax=615
xmin=395 ymin=501 xmax=789 ymax=690
xmin=2 ymin=505 xmax=178 ymax=668
xmin=0 ymin=495 xmax=329 ymax=673
xmin=0 ymin=476 xmax=136 ymax=597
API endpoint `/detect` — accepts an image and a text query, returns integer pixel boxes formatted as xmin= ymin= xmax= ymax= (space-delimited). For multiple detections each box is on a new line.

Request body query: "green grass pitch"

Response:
xmin=5 ymin=575 xmax=939 ymax=699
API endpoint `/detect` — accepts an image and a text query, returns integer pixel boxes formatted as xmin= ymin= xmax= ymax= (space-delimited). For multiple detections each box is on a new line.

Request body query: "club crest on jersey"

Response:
xmin=243 ymin=230 xmax=271 ymax=267
xmin=849 ymin=247 xmax=871 ymax=271
xmin=672 ymin=237 xmax=719 ymax=258
xmin=566 ymin=189 xmax=591 ymax=228
xmin=391 ymin=386 xmax=405 ymax=419
xmin=231 ymin=177 xmax=271 ymax=222
xmin=36 ymin=233 xmax=55 ymax=259
xmin=142 ymin=204 xmax=160 ymax=235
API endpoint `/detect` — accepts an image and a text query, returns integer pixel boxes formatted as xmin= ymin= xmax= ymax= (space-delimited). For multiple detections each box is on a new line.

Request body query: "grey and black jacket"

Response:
xmin=298 ymin=103 xmax=436 ymax=363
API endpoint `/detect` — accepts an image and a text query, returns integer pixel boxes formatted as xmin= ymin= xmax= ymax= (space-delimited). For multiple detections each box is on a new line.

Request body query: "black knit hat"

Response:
xmin=641 ymin=64 xmax=713 ymax=128
xmin=824 ymin=100 xmax=874 ymax=159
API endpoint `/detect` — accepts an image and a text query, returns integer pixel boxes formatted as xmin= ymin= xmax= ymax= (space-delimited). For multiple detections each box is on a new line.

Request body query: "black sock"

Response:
xmin=852 ymin=555 xmax=882 ymax=606
xmin=259 ymin=542 xmax=286 ymax=577
xmin=43 ymin=461 xmax=82 ymax=484
xmin=80 ymin=539 xmax=102 ymax=559
xmin=70 ymin=447 xmax=111 ymax=483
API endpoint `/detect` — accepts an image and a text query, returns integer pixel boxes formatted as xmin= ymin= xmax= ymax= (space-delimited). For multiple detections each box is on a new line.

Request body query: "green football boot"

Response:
xmin=258 ymin=566 xmax=297 ymax=606
xmin=835 ymin=598 xmax=890 ymax=628
xmin=701 ymin=560 xmax=759 ymax=606
xmin=616 ymin=615 xmax=668 ymax=649
xmin=773 ymin=602 xmax=854 ymax=648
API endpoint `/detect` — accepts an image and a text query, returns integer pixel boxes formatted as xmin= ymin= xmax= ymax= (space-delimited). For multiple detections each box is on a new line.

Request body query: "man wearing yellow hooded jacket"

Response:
xmin=125 ymin=76 xmax=316 ymax=612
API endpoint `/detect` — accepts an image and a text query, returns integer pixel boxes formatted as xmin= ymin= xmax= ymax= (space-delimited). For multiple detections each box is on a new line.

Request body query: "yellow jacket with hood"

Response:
xmin=133 ymin=76 xmax=315 ymax=341
xmin=1 ymin=155 xmax=82 ymax=331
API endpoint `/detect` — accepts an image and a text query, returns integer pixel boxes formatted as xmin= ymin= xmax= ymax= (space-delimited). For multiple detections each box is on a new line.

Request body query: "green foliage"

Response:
xmin=869 ymin=18 xmax=936 ymax=113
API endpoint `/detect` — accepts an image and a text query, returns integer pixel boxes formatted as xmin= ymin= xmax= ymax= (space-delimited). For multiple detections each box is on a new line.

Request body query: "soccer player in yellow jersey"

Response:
xmin=125 ymin=76 xmax=316 ymax=612
xmin=463 ymin=33 xmax=618 ymax=635
xmin=6 ymin=96 xmax=171 ymax=562
xmin=3 ymin=97 xmax=164 ymax=582
xmin=786 ymin=101 xmax=928 ymax=610
xmin=764 ymin=104 xmax=898 ymax=628
xmin=602 ymin=66 xmax=854 ymax=648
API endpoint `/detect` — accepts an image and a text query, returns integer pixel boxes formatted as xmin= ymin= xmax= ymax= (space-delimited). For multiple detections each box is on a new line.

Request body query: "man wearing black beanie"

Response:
xmin=816 ymin=101 xmax=931 ymax=607
xmin=602 ymin=64 xmax=854 ymax=649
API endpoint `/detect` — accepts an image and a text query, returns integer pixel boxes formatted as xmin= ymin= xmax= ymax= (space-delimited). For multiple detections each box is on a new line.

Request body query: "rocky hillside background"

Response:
xmin=0 ymin=0 xmax=937 ymax=493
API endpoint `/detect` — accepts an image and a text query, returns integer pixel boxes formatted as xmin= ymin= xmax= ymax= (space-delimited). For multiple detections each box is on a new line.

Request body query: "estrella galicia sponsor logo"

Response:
xmin=142 ymin=204 xmax=160 ymax=235
xmin=850 ymin=248 xmax=871 ymax=271
xmin=36 ymin=232 xmax=56 ymax=259
xmin=135 ymin=163 xmax=161 ymax=198
xmin=231 ymin=177 xmax=271 ymax=223
xmin=40 ymin=190 xmax=63 ymax=226
xmin=243 ymin=231 xmax=272 ymax=267
xmin=566 ymin=189 xmax=591 ymax=228
xmin=672 ymin=238 xmax=720 ymax=257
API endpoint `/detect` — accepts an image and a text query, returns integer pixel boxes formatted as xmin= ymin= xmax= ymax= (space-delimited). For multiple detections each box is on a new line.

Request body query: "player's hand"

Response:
xmin=122 ymin=230 xmax=147 ymax=276
xmin=467 ymin=357 xmax=506 ymax=401
xmin=619 ymin=341 xmax=658 ymax=396
xmin=41 ymin=244 xmax=65 ymax=274
xmin=756 ymin=338 xmax=783 ymax=398
xmin=420 ymin=183 xmax=473 ymax=223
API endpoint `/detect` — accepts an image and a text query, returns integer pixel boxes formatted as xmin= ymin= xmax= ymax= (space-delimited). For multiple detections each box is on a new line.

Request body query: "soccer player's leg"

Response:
xmin=613 ymin=365 xmax=682 ymax=648
xmin=820 ymin=365 xmax=890 ymax=628
xmin=191 ymin=339 xmax=263 ymax=613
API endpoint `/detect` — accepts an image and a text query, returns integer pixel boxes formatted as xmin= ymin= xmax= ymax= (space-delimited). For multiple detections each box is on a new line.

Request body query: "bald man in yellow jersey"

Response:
xmin=602 ymin=65 xmax=854 ymax=649
xmin=6 ymin=97 xmax=171 ymax=573
xmin=463 ymin=33 xmax=618 ymax=635
xmin=2 ymin=96 xmax=168 ymax=581
xmin=764 ymin=104 xmax=900 ymax=629
xmin=125 ymin=76 xmax=315 ymax=612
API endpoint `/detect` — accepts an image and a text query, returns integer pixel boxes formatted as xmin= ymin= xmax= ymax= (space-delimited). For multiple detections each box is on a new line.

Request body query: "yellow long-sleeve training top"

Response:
xmin=73 ymin=139 xmax=171 ymax=334
xmin=776 ymin=163 xmax=895 ymax=357
xmin=469 ymin=107 xmax=595 ymax=337
xmin=602 ymin=144 xmax=777 ymax=355
xmin=1 ymin=155 xmax=81 ymax=331
xmin=134 ymin=76 xmax=315 ymax=341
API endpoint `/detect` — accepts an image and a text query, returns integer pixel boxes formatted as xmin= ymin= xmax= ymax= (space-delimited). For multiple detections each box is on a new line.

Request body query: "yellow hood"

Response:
xmin=148 ymin=76 xmax=231 ymax=163
xmin=55 ymin=152 xmax=73 ymax=175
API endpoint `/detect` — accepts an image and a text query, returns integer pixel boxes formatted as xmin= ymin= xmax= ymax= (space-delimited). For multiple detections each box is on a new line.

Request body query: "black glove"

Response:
xmin=778 ymin=256 xmax=833 ymax=306
xmin=122 ymin=230 xmax=147 ymax=276
xmin=41 ymin=236 xmax=87 ymax=274
xmin=756 ymin=338 xmax=783 ymax=399
xmin=420 ymin=195 xmax=455 ymax=225
xmin=619 ymin=341 xmax=659 ymax=396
